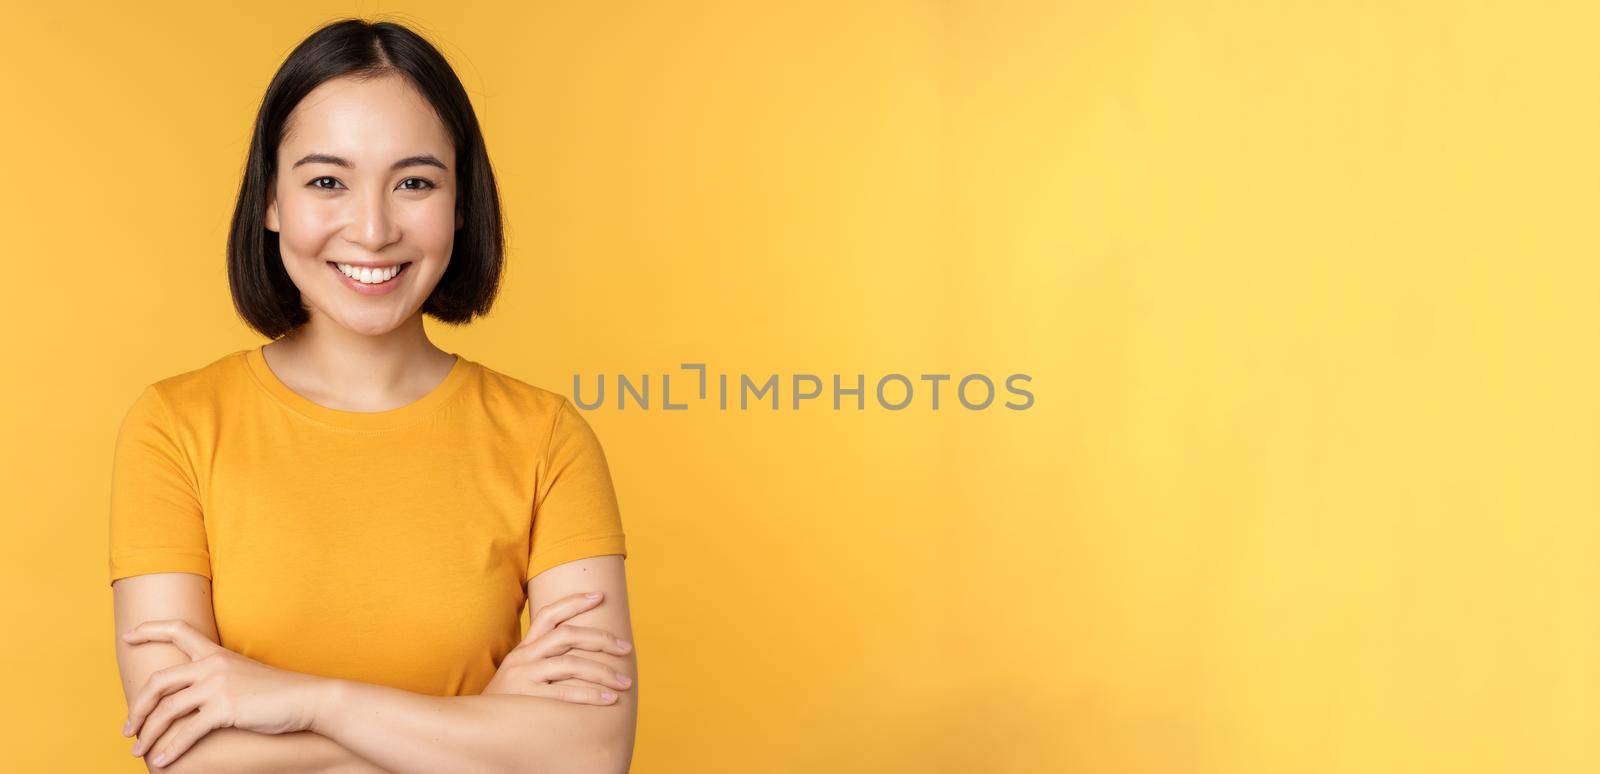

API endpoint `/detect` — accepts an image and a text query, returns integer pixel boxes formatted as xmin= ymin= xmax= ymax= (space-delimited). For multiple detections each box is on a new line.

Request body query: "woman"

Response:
xmin=109 ymin=18 xmax=638 ymax=772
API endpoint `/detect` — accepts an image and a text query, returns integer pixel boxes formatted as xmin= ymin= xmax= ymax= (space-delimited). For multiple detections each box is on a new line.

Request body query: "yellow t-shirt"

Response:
xmin=108 ymin=346 xmax=628 ymax=696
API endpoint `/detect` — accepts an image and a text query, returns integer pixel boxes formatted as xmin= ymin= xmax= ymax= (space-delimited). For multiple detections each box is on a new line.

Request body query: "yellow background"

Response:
xmin=2 ymin=1 xmax=1595 ymax=771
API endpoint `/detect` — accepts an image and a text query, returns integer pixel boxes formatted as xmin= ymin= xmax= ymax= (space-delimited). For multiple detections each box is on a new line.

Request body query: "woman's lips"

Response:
xmin=327 ymin=261 xmax=410 ymax=296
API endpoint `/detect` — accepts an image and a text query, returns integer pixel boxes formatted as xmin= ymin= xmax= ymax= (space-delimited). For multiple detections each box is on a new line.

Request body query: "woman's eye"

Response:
xmin=305 ymin=177 xmax=435 ymax=191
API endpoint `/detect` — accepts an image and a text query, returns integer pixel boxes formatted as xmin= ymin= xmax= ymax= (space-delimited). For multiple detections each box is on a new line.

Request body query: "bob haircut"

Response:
xmin=228 ymin=18 xmax=503 ymax=339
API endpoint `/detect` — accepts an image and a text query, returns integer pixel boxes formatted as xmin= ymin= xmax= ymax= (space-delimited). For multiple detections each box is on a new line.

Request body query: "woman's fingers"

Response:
xmin=130 ymin=686 xmax=204 ymax=758
xmin=121 ymin=619 xmax=223 ymax=661
xmin=525 ymin=624 xmax=633 ymax=660
xmin=126 ymin=661 xmax=203 ymax=738
xmin=527 ymin=653 xmax=634 ymax=693
xmin=145 ymin=707 xmax=222 ymax=768
xmin=494 ymin=591 xmax=632 ymax=706
xmin=526 ymin=591 xmax=604 ymax=642
xmin=528 ymin=680 xmax=621 ymax=706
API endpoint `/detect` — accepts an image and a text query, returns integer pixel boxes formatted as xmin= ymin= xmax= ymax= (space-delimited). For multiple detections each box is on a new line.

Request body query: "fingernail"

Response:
xmin=586 ymin=592 xmax=601 ymax=599
xmin=153 ymin=752 xmax=168 ymax=765
xmin=616 ymin=639 xmax=631 ymax=651
xmin=617 ymin=675 xmax=632 ymax=687
xmin=122 ymin=719 xmax=131 ymax=735
xmin=601 ymin=691 xmax=617 ymax=701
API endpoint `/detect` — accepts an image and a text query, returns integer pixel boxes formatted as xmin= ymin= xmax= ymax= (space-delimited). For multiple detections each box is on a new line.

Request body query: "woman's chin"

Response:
xmin=312 ymin=309 xmax=414 ymax=338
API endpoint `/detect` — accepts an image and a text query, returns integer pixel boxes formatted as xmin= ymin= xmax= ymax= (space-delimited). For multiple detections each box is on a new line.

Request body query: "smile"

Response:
xmin=327 ymin=261 xmax=411 ymax=295
xmin=329 ymin=261 xmax=410 ymax=284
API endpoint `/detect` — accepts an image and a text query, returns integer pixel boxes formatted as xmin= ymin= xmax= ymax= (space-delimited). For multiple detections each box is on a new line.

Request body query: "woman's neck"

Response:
xmin=261 ymin=318 xmax=457 ymax=413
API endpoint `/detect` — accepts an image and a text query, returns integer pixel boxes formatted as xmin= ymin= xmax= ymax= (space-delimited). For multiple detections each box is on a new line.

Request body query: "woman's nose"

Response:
xmin=345 ymin=192 xmax=400 ymax=251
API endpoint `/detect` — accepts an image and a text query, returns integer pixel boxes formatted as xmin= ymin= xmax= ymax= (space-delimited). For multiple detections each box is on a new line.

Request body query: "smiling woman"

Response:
xmin=253 ymin=69 xmax=472 ymax=336
xmin=109 ymin=17 xmax=637 ymax=774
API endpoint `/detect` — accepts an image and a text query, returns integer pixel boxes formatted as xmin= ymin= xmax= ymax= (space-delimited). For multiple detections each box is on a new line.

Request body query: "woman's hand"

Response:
xmin=119 ymin=619 xmax=334 ymax=768
xmin=482 ymin=590 xmax=635 ymax=704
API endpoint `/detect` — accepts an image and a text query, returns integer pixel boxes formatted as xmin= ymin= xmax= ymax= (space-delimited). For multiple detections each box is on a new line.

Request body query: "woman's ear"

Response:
xmin=264 ymin=179 xmax=280 ymax=233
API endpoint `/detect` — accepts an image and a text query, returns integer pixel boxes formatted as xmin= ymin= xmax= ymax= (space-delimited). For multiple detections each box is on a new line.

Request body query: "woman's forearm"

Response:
xmin=161 ymin=727 xmax=390 ymax=773
xmin=309 ymin=678 xmax=631 ymax=774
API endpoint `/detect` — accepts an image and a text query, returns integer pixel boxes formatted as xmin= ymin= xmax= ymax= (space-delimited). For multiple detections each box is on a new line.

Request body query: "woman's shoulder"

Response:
xmin=468 ymin=358 xmax=571 ymax=417
xmin=115 ymin=349 xmax=253 ymax=435
xmin=134 ymin=349 xmax=252 ymax=404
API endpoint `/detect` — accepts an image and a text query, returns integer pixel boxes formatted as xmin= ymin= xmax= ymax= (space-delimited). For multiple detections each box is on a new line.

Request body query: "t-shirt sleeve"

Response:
xmin=108 ymin=384 xmax=212 ymax=585
xmin=526 ymin=396 xmax=628 ymax=585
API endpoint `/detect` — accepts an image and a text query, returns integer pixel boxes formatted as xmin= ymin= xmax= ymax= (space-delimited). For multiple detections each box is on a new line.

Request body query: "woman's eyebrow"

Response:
xmin=291 ymin=153 xmax=449 ymax=172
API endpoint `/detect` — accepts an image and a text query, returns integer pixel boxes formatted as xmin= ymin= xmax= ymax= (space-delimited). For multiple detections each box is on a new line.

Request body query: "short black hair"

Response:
xmin=228 ymin=18 xmax=503 ymax=339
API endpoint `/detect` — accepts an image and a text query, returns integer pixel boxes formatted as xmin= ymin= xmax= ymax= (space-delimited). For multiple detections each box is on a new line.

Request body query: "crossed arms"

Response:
xmin=110 ymin=555 xmax=637 ymax=773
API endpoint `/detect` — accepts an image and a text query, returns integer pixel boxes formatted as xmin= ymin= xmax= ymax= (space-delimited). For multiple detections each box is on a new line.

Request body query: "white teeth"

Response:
xmin=335 ymin=262 xmax=403 ymax=284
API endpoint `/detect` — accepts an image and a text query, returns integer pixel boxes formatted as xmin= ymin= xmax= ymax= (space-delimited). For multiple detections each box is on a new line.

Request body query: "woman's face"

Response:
xmin=264 ymin=73 xmax=463 ymax=337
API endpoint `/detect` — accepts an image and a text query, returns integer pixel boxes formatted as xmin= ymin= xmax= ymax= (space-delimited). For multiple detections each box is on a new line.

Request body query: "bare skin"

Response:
xmin=112 ymin=71 xmax=638 ymax=772
xmin=115 ymin=564 xmax=637 ymax=772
